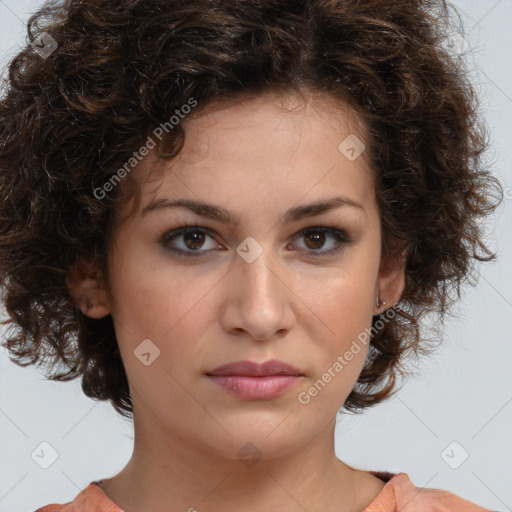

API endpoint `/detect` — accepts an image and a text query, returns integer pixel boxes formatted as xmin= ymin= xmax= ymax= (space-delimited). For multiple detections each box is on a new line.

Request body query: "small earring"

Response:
xmin=87 ymin=303 xmax=93 ymax=309
xmin=376 ymin=297 xmax=386 ymax=309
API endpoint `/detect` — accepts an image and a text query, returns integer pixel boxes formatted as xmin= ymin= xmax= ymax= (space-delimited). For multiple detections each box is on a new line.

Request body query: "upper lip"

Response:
xmin=207 ymin=359 xmax=303 ymax=377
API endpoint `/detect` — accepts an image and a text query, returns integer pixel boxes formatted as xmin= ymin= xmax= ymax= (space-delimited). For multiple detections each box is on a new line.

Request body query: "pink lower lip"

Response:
xmin=208 ymin=375 xmax=301 ymax=399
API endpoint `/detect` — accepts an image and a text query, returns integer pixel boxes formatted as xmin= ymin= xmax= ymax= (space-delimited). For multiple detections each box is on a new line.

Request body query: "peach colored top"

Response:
xmin=34 ymin=471 xmax=494 ymax=512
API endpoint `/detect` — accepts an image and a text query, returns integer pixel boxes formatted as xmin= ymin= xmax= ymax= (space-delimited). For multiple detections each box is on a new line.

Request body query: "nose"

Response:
xmin=219 ymin=247 xmax=296 ymax=342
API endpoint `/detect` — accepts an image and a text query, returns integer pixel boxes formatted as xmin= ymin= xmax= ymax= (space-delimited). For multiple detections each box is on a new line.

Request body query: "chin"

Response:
xmin=198 ymin=414 xmax=313 ymax=463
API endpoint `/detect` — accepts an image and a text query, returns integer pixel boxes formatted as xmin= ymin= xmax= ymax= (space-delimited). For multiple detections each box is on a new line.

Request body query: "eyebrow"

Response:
xmin=141 ymin=195 xmax=364 ymax=225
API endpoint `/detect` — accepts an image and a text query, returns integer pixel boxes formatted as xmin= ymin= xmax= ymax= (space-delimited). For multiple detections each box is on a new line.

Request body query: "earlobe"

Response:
xmin=374 ymin=249 xmax=407 ymax=315
xmin=66 ymin=259 xmax=112 ymax=319
xmin=78 ymin=299 xmax=110 ymax=319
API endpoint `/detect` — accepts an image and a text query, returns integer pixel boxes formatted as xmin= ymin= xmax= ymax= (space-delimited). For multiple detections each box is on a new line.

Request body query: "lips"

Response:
xmin=206 ymin=359 xmax=303 ymax=377
xmin=206 ymin=359 xmax=303 ymax=400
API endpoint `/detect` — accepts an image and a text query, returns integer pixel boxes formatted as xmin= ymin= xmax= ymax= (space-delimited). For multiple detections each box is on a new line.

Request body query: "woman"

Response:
xmin=0 ymin=0 xmax=502 ymax=511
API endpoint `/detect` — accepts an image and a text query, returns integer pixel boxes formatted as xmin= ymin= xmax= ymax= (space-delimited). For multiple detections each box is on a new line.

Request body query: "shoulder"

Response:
xmin=34 ymin=481 xmax=122 ymax=512
xmin=363 ymin=472 xmax=493 ymax=512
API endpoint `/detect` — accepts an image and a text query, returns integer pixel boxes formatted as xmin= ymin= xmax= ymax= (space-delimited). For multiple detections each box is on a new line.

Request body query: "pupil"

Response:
xmin=185 ymin=231 xmax=204 ymax=250
xmin=305 ymin=232 xmax=325 ymax=250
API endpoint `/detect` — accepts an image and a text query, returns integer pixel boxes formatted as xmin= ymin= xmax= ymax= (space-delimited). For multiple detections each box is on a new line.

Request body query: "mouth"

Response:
xmin=206 ymin=359 xmax=304 ymax=400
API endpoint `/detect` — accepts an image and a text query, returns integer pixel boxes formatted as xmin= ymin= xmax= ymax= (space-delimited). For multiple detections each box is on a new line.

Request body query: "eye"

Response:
xmin=159 ymin=225 xmax=222 ymax=257
xmin=159 ymin=224 xmax=352 ymax=258
xmin=291 ymin=226 xmax=351 ymax=257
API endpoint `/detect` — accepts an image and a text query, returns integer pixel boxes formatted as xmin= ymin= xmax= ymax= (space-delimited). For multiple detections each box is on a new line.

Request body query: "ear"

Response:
xmin=374 ymin=247 xmax=406 ymax=315
xmin=66 ymin=258 xmax=112 ymax=319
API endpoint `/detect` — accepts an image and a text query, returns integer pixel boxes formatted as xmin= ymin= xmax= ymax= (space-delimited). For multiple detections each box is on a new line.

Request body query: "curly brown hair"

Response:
xmin=0 ymin=0 xmax=502 ymax=419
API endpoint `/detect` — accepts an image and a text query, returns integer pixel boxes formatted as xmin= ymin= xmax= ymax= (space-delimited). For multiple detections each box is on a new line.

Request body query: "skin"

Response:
xmin=67 ymin=90 xmax=405 ymax=512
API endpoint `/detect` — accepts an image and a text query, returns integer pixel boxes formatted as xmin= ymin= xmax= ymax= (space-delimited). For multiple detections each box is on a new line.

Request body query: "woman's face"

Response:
xmin=76 ymin=92 xmax=404 ymax=461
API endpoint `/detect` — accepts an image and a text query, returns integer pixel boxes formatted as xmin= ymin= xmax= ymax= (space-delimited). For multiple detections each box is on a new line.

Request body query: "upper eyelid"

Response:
xmin=163 ymin=224 xmax=348 ymax=237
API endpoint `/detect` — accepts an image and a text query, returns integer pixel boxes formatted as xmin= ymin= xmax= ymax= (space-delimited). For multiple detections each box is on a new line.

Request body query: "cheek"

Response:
xmin=298 ymin=258 xmax=377 ymax=343
xmin=108 ymin=235 xmax=189 ymax=334
xmin=293 ymin=253 xmax=378 ymax=400
xmin=107 ymin=248 xmax=217 ymax=371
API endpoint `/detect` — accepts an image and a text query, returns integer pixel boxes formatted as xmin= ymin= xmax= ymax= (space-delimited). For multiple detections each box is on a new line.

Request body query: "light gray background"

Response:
xmin=0 ymin=1 xmax=511 ymax=511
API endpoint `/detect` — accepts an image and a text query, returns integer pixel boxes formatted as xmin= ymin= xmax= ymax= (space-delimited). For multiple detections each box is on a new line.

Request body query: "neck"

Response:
xmin=99 ymin=409 xmax=362 ymax=512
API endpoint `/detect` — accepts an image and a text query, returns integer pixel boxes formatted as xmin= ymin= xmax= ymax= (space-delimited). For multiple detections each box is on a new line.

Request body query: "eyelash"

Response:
xmin=159 ymin=223 xmax=353 ymax=258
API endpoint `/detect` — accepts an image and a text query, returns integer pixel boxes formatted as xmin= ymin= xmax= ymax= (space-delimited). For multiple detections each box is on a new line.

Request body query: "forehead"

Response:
xmin=126 ymin=91 xmax=376 ymax=223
